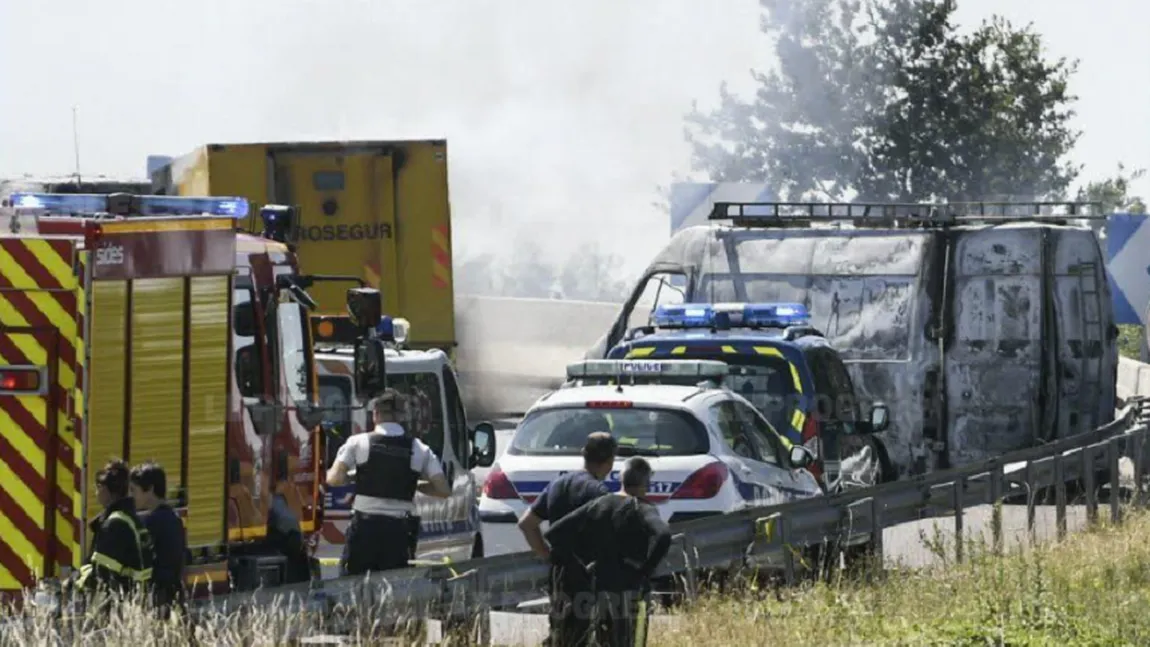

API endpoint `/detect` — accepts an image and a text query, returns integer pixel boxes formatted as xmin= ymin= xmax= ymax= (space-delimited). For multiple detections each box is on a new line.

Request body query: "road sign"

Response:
xmin=1106 ymin=213 xmax=1150 ymax=325
xmin=669 ymin=182 xmax=775 ymax=233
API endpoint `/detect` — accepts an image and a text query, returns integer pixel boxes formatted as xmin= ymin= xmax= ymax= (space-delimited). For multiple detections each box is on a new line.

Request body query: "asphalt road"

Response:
xmin=476 ymin=427 xmax=1105 ymax=644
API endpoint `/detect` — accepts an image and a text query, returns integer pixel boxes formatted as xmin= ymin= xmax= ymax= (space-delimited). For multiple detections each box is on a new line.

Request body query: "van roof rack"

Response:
xmin=708 ymin=201 xmax=1106 ymax=229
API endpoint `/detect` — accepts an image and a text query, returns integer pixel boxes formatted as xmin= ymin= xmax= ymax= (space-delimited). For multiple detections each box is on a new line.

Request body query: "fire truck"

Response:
xmin=0 ymin=192 xmax=393 ymax=601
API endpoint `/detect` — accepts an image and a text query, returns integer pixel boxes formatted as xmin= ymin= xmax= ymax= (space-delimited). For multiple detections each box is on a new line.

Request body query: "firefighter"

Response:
xmin=517 ymin=432 xmax=617 ymax=647
xmin=325 ymin=389 xmax=451 ymax=575
xmin=129 ymin=461 xmax=187 ymax=618
xmin=77 ymin=459 xmax=154 ymax=607
xmin=545 ymin=456 xmax=673 ymax=647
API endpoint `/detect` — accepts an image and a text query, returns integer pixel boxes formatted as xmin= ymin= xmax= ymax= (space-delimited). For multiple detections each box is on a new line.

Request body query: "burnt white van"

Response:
xmin=586 ymin=202 xmax=1117 ymax=478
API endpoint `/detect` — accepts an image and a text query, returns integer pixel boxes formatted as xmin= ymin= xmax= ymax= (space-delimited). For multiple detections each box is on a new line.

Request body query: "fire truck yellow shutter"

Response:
xmin=185 ymin=276 xmax=229 ymax=546
xmin=86 ymin=280 xmax=129 ymax=531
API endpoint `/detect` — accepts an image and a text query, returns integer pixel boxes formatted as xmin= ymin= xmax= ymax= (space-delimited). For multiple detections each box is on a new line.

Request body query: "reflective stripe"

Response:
xmin=721 ymin=345 xmax=737 ymax=354
xmin=670 ymin=346 xmax=687 ymax=355
xmin=634 ymin=596 xmax=649 ymax=647
xmin=83 ymin=511 xmax=152 ymax=583
xmin=752 ymin=346 xmax=804 ymax=394
xmin=625 ymin=347 xmax=656 ymax=358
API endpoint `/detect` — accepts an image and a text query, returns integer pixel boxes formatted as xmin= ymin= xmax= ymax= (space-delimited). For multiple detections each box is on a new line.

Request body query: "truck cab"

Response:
xmin=310 ymin=313 xmax=495 ymax=575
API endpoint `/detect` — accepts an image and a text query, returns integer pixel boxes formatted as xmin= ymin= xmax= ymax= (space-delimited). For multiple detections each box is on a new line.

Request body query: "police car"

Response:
xmin=606 ymin=302 xmax=894 ymax=493
xmin=478 ymin=359 xmax=823 ymax=534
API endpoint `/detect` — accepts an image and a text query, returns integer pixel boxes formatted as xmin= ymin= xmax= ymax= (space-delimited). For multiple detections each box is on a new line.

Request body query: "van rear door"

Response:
xmin=268 ymin=146 xmax=400 ymax=317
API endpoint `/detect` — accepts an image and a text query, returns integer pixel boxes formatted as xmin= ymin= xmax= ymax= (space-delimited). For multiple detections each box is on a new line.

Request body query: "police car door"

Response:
xmin=731 ymin=400 xmax=820 ymax=500
xmin=442 ymin=365 xmax=482 ymax=560
xmin=708 ymin=399 xmax=786 ymax=507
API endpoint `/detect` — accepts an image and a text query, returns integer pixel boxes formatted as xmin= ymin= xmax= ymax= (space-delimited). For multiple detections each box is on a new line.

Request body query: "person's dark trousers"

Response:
xmin=596 ymin=589 xmax=651 ymax=647
xmin=342 ymin=511 xmax=416 ymax=576
xmin=544 ymin=565 xmax=596 ymax=647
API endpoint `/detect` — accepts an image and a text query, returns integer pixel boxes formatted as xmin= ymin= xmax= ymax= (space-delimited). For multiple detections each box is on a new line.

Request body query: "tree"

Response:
xmin=1077 ymin=163 xmax=1147 ymax=214
xmin=685 ymin=0 xmax=1082 ymax=202
xmin=558 ymin=242 xmax=631 ymax=303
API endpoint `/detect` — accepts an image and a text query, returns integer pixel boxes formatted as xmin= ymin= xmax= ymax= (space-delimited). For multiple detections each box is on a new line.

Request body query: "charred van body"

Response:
xmin=586 ymin=202 xmax=1116 ymax=478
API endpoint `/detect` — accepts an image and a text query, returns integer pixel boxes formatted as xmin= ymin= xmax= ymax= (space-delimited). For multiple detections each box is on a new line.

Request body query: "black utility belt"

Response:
xmin=352 ymin=510 xmax=418 ymax=520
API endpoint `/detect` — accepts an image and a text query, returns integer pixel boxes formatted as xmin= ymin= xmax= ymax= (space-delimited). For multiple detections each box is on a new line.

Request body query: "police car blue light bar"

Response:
xmin=375 ymin=316 xmax=410 ymax=344
xmin=650 ymin=303 xmax=715 ymax=328
xmin=741 ymin=302 xmax=810 ymax=327
xmin=7 ymin=192 xmax=249 ymax=218
xmin=566 ymin=359 xmax=729 ymax=381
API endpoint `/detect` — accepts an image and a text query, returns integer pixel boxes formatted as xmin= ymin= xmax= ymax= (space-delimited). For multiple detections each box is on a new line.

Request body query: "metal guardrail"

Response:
xmin=191 ymin=397 xmax=1150 ymax=635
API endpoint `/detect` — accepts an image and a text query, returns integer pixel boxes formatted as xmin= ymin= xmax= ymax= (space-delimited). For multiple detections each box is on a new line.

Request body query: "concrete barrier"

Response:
xmin=1117 ymin=356 xmax=1150 ymax=403
xmin=453 ymin=295 xmax=623 ymax=417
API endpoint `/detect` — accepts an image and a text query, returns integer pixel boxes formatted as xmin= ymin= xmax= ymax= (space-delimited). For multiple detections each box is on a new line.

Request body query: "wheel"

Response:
xmin=470 ymin=533 xmax=485 ymax=560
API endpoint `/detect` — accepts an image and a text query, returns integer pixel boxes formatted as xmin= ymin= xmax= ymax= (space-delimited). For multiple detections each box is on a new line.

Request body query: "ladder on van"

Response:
xmin=1075 ymin=261 xmax=1106 ymax=434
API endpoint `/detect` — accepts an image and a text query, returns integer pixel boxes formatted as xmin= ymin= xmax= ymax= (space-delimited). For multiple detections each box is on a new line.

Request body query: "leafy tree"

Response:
xmin=1077 ymin=163 xmax=1147 ymax=214
xmin=685 ymin=0 xmax=1082 ymax=202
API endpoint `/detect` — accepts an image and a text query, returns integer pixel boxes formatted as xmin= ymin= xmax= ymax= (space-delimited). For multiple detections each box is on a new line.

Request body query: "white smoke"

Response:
xmin=0 ymin=0 xmax=769 ymax=281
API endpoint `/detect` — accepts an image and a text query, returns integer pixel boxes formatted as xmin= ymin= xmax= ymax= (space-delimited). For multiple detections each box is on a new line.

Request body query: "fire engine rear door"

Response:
xmin=0 ymin=326 xmax=62 ymax=591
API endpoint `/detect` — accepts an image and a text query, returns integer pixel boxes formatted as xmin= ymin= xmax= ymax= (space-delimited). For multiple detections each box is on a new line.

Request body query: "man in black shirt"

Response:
xmin=546 ymin=457 xmax=673 ymax=647
xmin=518 ymin=431 xmax=617 ymax=646
xmin=130 ymin=461 xmax=186 ymax=617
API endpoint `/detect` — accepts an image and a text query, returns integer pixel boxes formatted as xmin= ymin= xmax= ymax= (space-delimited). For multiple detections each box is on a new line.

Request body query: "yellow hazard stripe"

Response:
xmin=625 ymin=347 xmax=656 ymax=358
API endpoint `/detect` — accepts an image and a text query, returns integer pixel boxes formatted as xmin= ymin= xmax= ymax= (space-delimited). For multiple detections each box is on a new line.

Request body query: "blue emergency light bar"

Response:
xmin=652 ymin=301 xmax=811 ymax=329
xmin=8 ymin=192 xmax=249 ymax=218
xmin=566 ymin=359 xmax=729 ymax=381
xmin=375 ymin=316 xmax=410 ymax=345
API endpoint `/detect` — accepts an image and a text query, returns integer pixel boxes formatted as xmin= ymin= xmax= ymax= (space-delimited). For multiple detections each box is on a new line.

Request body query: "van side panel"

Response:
xmin=186 ymin=276 xmax=230 ymax=547
xmin=128 ymin=278 xmax=186 ymax=488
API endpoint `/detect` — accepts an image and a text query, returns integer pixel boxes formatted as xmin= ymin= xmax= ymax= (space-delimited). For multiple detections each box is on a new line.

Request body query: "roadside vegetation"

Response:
xmin=652 ymin=510 xmax=1150 ymax=646
xmin=1118 ymin=324 xmax=1143 ymax=361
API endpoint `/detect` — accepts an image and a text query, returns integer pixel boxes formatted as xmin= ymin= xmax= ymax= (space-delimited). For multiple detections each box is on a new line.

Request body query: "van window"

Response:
xmin=232 ymin=288 xmax=263 ymax=398
xmin=731 ymin=400 xmax=783 ymax=465
xmin=442 ymin=367 xmax=468 ymax=464
xmin=627 ymin=272 xmax=687 ymax=331
xmin=806 ymin=347 xmax=858 ymax=426
xmin=707 ymin=401 xmax=760 ymax=461
xmin=389 ymin=372 xmax=446 ymax=457
xmin=318 ymin=375 xmax=353 ymax=468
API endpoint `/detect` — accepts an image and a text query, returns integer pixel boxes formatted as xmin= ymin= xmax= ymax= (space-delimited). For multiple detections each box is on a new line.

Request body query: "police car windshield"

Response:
xmin=507 ymin=406 xmax=708 ymax=457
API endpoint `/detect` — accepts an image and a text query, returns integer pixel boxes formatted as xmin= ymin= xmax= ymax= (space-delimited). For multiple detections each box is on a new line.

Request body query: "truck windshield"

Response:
xmin=386 ymin=371 xmax=446 ymax=457
xmin=277 ymin=302 xmax=314 ymax=403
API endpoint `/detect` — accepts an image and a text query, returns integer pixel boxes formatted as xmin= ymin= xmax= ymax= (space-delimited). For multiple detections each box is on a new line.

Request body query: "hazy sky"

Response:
xmin=2 ymin=0 xmax=1145 ymax=279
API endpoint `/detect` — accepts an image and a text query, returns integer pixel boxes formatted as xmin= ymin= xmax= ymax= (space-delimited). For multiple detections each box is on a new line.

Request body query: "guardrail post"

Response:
xmin=1083 ymin=444 xmax=1098 ymax=526
xmin=1135 ymin=431 xmax=1146 ymax=510
xmin=953 ymin=476 xmax=964 ymax=564
xmin=1023 ymin=461 xmax=1036 ymax=545
xmin=1055 ymin=456 xmax=1068 ymax=540
xmin=868 ymin=497 xmax=884 ymax=582
xmin=779 ymin=513 xmax=796 ymax=586
xmin=990 ymin=463 xmax=1003 ymax=556
xmin=673 ymin=533 xmax=699 ymax=603
xmin=1109 ymin=437 xmax=1122 ymax=524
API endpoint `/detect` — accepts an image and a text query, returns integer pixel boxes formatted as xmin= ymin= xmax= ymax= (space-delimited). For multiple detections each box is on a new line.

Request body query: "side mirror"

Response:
xmin=295 ymin=402 xmax=327 ymax=429
xmin=355 ymin=338 xmax=388 ymax=400
xmin=233 ymin=304 xmax=256 ymax=338
xmin=470 ymin=422 xmax=497 ymax=469
xmin=788 ymin=445 xmax=815 ymax=469
xmin=868 ymin=403 xmax=890 ymax=433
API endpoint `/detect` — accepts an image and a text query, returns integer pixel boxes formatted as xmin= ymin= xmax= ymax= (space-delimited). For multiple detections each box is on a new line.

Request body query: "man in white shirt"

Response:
xmin=325 ymin=389 xmax=451 ymax=575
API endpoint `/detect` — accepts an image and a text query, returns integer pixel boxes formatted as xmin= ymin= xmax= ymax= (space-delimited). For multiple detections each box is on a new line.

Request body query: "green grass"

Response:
xmin=1118 ymin=324 xmax=1143 ymax=360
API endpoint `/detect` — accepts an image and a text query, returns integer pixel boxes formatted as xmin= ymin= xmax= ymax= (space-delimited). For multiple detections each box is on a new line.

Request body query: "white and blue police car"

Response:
xmin=478 ymin=359 xmax=824 ymax=539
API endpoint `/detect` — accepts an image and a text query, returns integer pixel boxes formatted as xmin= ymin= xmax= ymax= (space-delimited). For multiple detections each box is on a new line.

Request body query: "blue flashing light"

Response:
xmin=135 ymin=196 xmax=249 ymax=218
xmin=376 ymin=316 xmax=395 ymax=341
xmin=741 ymin=302 xmax=810 ymax=328
xmin=7 ymin=192 xmax=249 ymax=218
xmin=651 ymin=301 xmax=810 ymax=330
xmin=651 ymin=303 xmax=715 ymax=328
xmin=9 ymin=193 xmax=107 ymax=213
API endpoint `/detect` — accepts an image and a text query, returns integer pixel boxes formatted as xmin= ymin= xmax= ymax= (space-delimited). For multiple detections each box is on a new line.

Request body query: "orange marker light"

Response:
xmin=317 ymin=320 xmax=335 ymax=339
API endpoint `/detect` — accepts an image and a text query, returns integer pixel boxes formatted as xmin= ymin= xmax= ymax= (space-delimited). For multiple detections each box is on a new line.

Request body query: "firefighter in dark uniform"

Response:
xmin=546 ymin=456 xmax=673 ymax=647
xmin=518 ymin=432 xmax=618 ymax=646
xmin=77 ymin=459 xmax=154 ymax=608
xmin=325 ymin=389 xmax=451 ymax=574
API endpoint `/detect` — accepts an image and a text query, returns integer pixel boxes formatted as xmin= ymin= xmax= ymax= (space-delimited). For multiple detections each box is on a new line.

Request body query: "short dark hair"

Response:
xmin=371 ymin=388 xmax=403 ymax=419
xmin=96 ymin=459 xmax=130 ymax=499
xmin=621 ymin=457 xmax=652 ymax=490
xmin=130 ymin=461 xmax=167 ymax=499
xmin=582 ymin=432 xmax=617 ymax=465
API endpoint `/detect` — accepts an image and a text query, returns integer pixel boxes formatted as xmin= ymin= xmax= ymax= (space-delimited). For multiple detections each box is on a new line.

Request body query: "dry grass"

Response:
xmin=9 ymin=510 xmax=1150 ymax=645
xmin=652 ymin=509 xmax=1150 ymax=646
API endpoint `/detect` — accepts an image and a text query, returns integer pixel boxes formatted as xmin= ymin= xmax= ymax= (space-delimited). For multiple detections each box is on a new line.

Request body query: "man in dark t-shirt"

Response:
xmin=129 ymin=461 xmax=186 ymax=618
xmin=518 ymin=431 xmax=617 ymax=646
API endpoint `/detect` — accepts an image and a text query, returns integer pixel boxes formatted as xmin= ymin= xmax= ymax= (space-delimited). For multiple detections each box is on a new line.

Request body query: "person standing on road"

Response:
xmin=325 ymin=389 xmax=451 ymax=575
xmin=546 ymin=456 xmax=673 ymax=647
xmin=517 ymin=432 xmax=618 ymax=646
xmin=77 ymin=459 xmax=153 ymax=606
xmin=129 ymin=461 xmax=187 ymax=618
